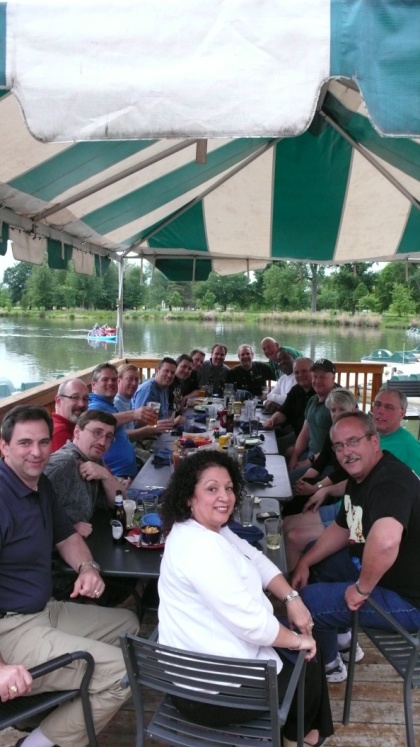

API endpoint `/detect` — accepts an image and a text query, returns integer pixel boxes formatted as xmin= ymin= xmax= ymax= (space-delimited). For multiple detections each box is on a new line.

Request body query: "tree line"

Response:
xmin=1 ymin=258 xmax=419 ymax=316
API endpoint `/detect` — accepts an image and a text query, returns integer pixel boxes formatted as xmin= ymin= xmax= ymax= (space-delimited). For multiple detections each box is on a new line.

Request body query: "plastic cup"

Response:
xmin=239 ymin=494 xmax=254 ymax=527
xmin=265 ymin=517 xmax=283 ymax=550
xmin=147 ymin=401 xmax=161 ymax=425
xmin=143 ymin=497 xmax=159 ymax=514
xmin=123 ymin=499 xmax=137 ymax=527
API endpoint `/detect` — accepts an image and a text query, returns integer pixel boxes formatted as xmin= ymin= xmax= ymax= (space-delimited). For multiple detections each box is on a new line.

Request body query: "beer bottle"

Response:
xmin=112 ymin=490 xmax=127 ymax=544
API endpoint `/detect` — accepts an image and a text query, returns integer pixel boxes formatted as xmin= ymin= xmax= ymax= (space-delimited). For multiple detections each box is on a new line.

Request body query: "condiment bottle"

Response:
xmin=112 ymin=490 xmax=127 ymax=544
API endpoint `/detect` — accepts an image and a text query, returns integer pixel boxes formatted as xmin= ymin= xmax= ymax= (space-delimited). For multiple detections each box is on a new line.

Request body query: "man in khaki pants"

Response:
xmin=0 ymin=405 xmax=139 ymax=747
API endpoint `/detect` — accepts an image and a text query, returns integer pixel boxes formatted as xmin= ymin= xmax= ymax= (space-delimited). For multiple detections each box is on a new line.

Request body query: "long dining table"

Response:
xmin=85 ymin=496 xmax=287 ymax=581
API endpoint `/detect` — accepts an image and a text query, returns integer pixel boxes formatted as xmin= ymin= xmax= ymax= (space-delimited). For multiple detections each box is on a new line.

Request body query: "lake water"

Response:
xmin=0 ymin=317 xmax=413 ymax=389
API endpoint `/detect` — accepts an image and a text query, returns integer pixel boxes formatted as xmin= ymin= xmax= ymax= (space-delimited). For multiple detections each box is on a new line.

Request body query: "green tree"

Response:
xmin=25 ymin=263 xmax=54 ymax=309
xmin=388 ymin=283 xmax=417 ymax=317
xmin=3 ymin=262 xmax=33 ymax=304
xmin=375 ymin=263 xmax=407 ymax=312
xmin=167 ymin=290 xmax=183 ymax=310
xmin=262 ymin=263 xmax=309 ymax=310
xmin=123 ymin=264 xmax=149 ymax=308
xmin=321 ymin=263 xmax=374 ymax=312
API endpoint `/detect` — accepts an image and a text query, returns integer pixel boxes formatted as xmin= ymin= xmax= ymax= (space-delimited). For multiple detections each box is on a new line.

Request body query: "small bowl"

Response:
xmin=141 ymin=524 xmax=162 ymax=545
xmin=141 ymin=513 xmax=162 ymax=528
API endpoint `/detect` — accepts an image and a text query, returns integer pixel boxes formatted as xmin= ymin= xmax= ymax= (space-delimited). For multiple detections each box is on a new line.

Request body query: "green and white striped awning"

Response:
xmin=1 ymin=1 xmax=420 ymax=279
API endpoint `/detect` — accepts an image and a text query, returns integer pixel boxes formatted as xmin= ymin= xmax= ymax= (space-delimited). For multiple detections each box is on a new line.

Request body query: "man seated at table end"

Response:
xmin=0 ymin=404 xmax=138 ymax=747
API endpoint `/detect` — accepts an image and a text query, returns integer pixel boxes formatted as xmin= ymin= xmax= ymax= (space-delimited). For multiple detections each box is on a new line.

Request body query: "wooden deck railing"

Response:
xmin=0 ymin=358 xmax=386 ymax=425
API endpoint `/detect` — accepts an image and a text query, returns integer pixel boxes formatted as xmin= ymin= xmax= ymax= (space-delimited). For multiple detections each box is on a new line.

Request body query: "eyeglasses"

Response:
xmin=60 ymin=394 xmax=89 ymax=403
xmin=372 ymin=401 xmax=399 ymax=412
xmin=332 ymin=434 xmax=371 ymax=453
xmin=83 ymin=427 xmax=115 ymax=444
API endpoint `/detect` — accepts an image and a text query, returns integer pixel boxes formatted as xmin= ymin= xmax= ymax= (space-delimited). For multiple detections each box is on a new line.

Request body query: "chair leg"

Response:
xmin=403 ymin=678 xmax=415 ymax=747
xmin=296 ymin=660 xmax=306 ymax=747
xmin=342 ymin=611 xmax=359 ymax=725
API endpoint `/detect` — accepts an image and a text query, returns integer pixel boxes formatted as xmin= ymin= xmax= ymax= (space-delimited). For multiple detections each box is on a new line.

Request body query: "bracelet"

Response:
xmin=355 ymin=580 xmax=370 ymax=597
xmin=78 ymin=560 xmax=101 ymax=574
xmin=283 ymin=590 xmax=300 ymax=604
xmin=288 ymin=631 xmax=301 ymax=651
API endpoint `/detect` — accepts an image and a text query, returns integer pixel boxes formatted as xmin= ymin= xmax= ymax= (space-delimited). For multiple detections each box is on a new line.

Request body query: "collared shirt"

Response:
xmin=132 ymin=377 xmax=169 ymax=414
xmin=226 ymin=362 xmax=273 ymax=397
xmin=51 ymin=413 xmax=75 ymax=453
xmin=88 ymin=392 xmax=137 ymax=477
xmin=44 ymin=441 xmax=108 ymax=523
xmin=113 ymin=392 xmax=135 ymax=431
xmin=0 ymin=460 xmax=75 ymax=614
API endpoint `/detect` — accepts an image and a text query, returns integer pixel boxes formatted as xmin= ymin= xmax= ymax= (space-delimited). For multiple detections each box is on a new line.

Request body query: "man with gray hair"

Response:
xmin=372 ymin=386 xmax=420 ymax=476
xmin=51 ymin=378 xmax=89 ymax=452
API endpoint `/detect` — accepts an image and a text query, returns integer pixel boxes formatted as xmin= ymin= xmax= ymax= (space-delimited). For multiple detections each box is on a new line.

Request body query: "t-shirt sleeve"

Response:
xmin=44 ymin=477 xmax=77 ymax=543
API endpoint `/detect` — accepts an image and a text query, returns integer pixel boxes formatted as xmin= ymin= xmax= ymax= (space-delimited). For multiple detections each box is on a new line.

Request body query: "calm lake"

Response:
xmin=0 ymin=317 xmax=413 ymax=389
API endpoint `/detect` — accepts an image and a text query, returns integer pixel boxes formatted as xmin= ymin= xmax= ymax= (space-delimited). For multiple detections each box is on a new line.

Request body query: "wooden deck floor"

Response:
xmin=2 ymin=615 xmax=420 ymax=747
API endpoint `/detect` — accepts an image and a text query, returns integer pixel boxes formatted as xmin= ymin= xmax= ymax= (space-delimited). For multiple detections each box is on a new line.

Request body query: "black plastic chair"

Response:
xmin=0 ymin=651 xmax=98 ymax=747
xmin=343 ymin=597 xmax=420 ymax=747
xmin=120 ymin=633 xmax=307 ymax=747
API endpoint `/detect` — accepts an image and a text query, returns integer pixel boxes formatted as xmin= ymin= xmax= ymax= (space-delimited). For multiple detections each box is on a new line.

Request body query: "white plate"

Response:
xmin=245 ymin=437 xmax=262 ymax=446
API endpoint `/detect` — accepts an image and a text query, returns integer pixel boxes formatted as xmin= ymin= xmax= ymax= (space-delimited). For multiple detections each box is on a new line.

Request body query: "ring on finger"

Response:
xmin=94 ymin=590 xmax=100 ymax=597
xmin=8 ymin=685 xmax=18 ymax=695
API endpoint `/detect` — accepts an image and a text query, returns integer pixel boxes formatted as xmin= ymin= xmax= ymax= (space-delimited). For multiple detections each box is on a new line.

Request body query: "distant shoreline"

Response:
xmin=0 ymin=307 xmax=412 ymax=329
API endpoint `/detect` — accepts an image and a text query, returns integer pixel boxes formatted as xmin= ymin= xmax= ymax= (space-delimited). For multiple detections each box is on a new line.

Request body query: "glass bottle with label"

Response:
xmin=112 ymin=490 xmax=127 ymax=544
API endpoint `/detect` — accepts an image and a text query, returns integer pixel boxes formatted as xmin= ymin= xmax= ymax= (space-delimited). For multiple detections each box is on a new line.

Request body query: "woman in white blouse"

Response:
xmin=158 ymin=450 xmax=333 ymax=747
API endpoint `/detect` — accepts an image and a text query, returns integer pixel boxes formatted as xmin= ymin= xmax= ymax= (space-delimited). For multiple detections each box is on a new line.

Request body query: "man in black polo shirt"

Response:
xmin=226 ymin=344 xmax=273 ymax=397
xmin=0 ymin=405 xmax=138 ymax=747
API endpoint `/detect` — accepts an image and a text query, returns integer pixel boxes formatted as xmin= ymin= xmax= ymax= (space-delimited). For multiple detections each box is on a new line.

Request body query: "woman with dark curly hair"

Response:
xmin=158 ymin=450 xmax=333 ymax=747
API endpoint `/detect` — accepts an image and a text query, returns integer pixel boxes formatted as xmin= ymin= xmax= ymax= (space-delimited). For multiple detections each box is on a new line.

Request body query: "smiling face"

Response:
xmin=293 ymin=358 xmax=313 ymax=390
xmin=118 ymin=368 xmax=139 ymax=399
xmin=55 ymin=379 xmax=89 ymax=423
xmin=191 ymin=352 xmax=205 ymax=371
xmin=372 ymin=391 xmax=405 ymax=435
xmin=238 ymin=345 xmax=253 ymax=370
xmin=277 ymin=349 xmax=294 ymax=375
xmin=261 ymin=338 xmax=279 ymax=361
xmin=189 ymin=465 xmax=236 ymax=532
xmin=1 ymin=420 xmax=51 ymax=489
xmin=211 ymin=346 xmax=227 ymax=367
xmin=155 ymin=362 xmax=176 ymax=388
xmin=92 ymin=367 xmax=118 ymax=399
xmin=311 ymin=370 xmax=335 ymax=401
xmin=176 ymin=359 xmax=193 ymax=381
xmin=332 ymin=416 xmax=381 ymax=483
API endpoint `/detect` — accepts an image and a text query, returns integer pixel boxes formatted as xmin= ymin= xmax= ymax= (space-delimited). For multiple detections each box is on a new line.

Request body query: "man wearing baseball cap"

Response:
xmin=287 ymin=359 xmax=338 ymax=486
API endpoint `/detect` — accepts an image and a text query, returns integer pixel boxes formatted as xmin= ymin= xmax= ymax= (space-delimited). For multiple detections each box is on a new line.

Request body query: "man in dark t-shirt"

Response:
xmin=292 ymin=411 xmax=420 ymax=683
xmin=226 ymin=344 xmax=273 ymax=397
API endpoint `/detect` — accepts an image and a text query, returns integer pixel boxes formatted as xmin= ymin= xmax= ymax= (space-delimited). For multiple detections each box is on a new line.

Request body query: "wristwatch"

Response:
xmin=78 ymin=560 xmax=101 ymax=574
xmin=283 ymin=590 xmax=300 ymax=604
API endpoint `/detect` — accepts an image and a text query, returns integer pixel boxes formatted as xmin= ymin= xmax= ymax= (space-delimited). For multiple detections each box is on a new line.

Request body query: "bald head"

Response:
xmin=55 ymin=378 xmax=89 ymax=423
xmin=261 ymin=337 xmax=279 ymax=361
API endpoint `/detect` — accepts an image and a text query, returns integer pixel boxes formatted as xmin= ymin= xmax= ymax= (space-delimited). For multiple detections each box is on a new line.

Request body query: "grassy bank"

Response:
xmin=0 ymin=307 xmax=412 ymax=329
xmin=0 ymin=307 xmax=388 ymax=327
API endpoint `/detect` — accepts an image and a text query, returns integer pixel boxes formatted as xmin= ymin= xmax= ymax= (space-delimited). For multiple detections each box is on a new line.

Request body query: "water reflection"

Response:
xmin=0 ymin=317 xmax=409 ymax=388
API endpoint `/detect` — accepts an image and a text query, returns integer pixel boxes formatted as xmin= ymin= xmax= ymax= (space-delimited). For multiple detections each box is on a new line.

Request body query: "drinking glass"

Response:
xmin=143 ymin=497 xmax=159 ymax=514
xmin=123 ymin=499 xmax=137 ymax=527
xmin=239 ymin=494 xmax=254 ymax=527
xmin=147 ymin=401 xmax=161 ymax=425
xmin=264 ymin=517 xmax=283 ymax=550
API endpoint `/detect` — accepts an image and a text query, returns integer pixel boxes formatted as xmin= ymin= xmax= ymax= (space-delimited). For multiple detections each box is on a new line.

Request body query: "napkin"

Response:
xmin=245 ymin=445 xmax=266 ymax=466
xmin=243 ymin=463 xmax=274 ymax=484
xmin=193 ymin=413 xmax=207 ymax=424
xmin=228 ymin=520 xmax=264 ymax=546
xmin=152 ymin=448 xmax=172 ymax=467
xmin=184 ymin=425 xmax=207 ymax=434
xmin=127 ymin=488 xmax=165 ymax=503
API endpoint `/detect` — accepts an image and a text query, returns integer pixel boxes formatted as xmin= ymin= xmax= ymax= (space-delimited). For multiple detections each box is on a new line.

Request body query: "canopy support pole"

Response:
xmin=320 ymin=109 xmax=420 ymax=211
xmin=117 ymin=260 xmax=124 ymax=358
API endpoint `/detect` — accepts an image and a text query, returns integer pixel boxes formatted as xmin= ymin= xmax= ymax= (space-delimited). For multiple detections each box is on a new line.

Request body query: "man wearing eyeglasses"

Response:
xmin=292 ymin=410 xmax=420 ymax=683
xmin=45 ymin=410 xmax=122 ymax=538
xmin=372 ymin=386 xmax=420 ymax=476
xmin=51 ymin=378 xmax=89 ymax=452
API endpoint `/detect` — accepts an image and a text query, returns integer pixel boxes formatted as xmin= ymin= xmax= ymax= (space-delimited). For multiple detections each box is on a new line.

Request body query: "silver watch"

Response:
xmin=283 ymin=590 xmax=300 ymax=604
xmin=78 ymin=560 xmax=101 ymax=574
